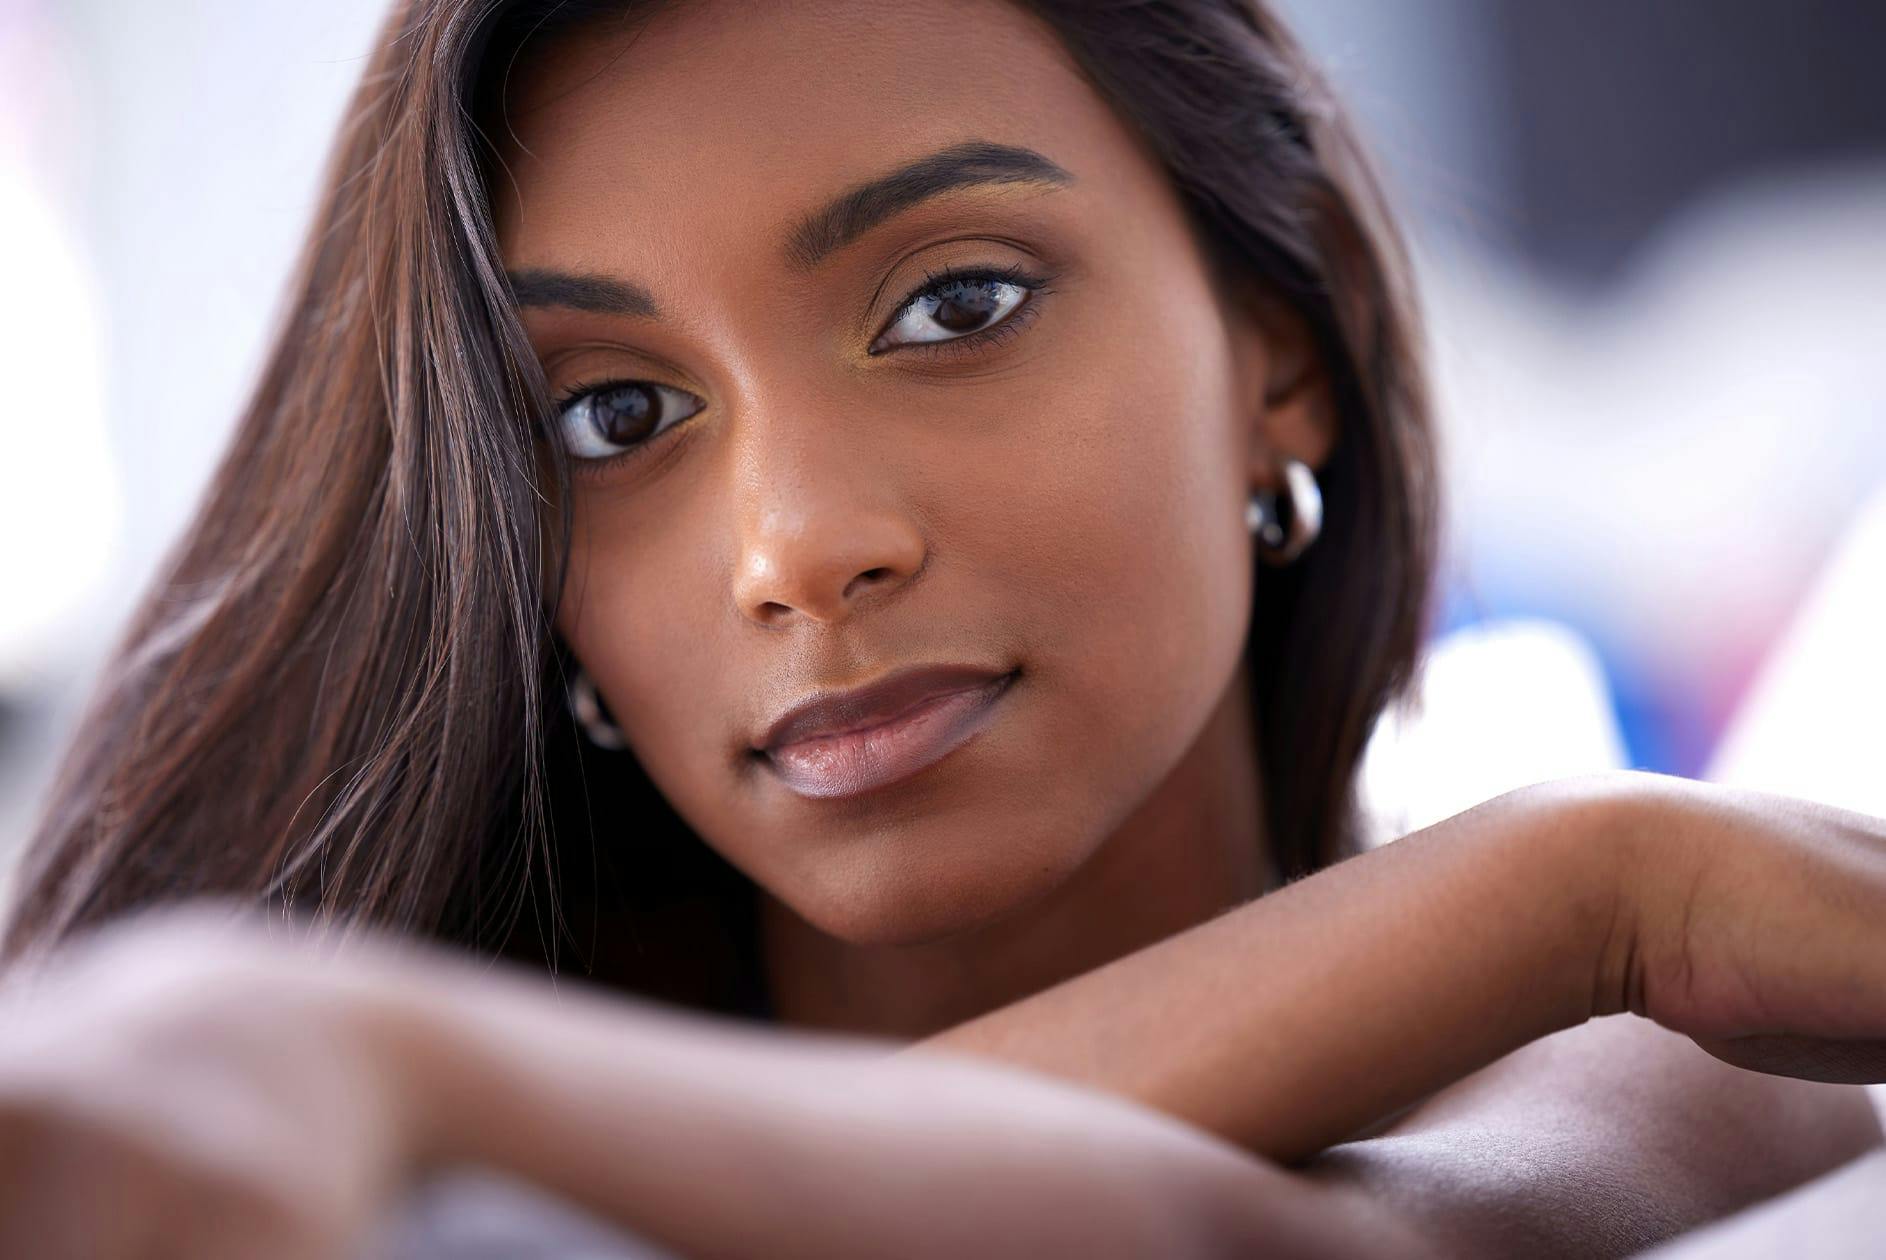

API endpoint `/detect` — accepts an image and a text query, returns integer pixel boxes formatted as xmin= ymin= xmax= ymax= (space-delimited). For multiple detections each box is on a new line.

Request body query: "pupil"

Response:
xmin=592 ymin=385 xmax=656 ymax=445
xmin=933 ymin=282 xmax=998 ymax=333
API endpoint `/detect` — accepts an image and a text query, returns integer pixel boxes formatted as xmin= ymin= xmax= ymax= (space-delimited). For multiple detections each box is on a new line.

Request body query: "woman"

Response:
xmin=2 ymin=1 xmax=1883 ymax=1255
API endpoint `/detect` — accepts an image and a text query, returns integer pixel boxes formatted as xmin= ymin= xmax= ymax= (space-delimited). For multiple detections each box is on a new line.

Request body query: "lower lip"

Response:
xmin=762 ymin=672 xmax=1016 ymax=800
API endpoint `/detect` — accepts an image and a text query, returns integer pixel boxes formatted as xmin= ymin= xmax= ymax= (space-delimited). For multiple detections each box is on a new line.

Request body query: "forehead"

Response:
xmin=490 ymin=0 xmax=1157 ymax=264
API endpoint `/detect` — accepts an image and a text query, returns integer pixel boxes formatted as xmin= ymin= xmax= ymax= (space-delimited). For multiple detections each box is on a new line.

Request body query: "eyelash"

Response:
xmin=549 ymin=262 xmax=1057 ymax=476
xmin=868 ymin=261 xmax=1056 ymax=360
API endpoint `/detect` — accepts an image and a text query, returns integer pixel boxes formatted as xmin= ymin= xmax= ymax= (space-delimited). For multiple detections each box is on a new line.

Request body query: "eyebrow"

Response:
xmin=783 ymin=139 xmax=1073 ymax=269
xmin=505 ymin=139 xmax=1074 ymax=319
xmin=505 ymin=270 xmax=660 ymax=319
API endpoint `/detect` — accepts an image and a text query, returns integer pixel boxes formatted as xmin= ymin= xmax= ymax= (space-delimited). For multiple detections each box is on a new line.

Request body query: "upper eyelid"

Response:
xmin=552 ymin=376 xmax=695 ymax=412
xmin=850 ymin=235 xmax=1053 ymax=342
xmin=876 ymin=264 xmax=1046 ymax=332
xmin=897 ymin=263 xmax=1029 ymax=306
xmin=872 ymin=264 xmax=1049 ymax=351
xmin=543 ymin=341 xmax=697 ymax=402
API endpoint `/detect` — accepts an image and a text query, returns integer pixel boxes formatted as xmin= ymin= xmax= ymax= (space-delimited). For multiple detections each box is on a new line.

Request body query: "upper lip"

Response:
xmin=755 ymin=663 xmax=1014 ymax=753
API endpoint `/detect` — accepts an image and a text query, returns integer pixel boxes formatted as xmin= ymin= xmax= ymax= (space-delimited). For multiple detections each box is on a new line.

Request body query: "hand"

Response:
xmin=0 ymin=902 xmax=422 ymax=1260
xmin=1595 ymin=771 xmax=1886 ymax=1082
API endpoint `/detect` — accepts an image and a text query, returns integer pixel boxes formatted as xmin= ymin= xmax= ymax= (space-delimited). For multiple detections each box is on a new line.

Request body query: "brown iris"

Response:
xmin=590 ymin=384 xmax=660 ymax=445
xmin=929 ymin=280 xmax=1002 ymax=334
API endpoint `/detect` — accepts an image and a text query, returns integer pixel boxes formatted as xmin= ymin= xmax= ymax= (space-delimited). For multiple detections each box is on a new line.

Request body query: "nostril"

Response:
xmin=845 ymin=567 xmax=894 ymax=598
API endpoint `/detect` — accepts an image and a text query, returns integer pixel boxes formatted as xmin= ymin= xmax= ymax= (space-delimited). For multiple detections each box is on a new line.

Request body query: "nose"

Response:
xmin=728 ymin=415 xmax=927 ymax=629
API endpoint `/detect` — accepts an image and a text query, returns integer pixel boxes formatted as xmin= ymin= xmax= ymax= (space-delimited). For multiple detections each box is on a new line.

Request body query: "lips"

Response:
xmin=753 ymin=664 xmax=1018 ymax=800
xmin=755 ymin=663 xmax=1014 ymax=753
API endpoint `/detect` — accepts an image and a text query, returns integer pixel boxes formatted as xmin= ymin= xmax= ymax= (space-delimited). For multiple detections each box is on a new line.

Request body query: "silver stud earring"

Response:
xmin=1243 ymin=457 xmax=1323 ymax=565
xmin=567 ymin=666 xmax=628 ymax=750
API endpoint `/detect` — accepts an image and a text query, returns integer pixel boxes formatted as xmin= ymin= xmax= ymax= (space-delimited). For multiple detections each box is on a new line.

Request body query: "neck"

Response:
xmin=757 ymin=662 xmax=1273 ymax=1040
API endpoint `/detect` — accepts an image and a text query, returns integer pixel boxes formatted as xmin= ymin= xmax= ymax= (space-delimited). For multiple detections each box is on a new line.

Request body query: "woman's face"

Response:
xmin=496 ymin=0 xmax=1327 ymax=946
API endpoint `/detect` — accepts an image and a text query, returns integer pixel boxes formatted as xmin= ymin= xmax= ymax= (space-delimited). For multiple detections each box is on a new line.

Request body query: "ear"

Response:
xmin=1225 ymin=289 xmax=1338 ymax=491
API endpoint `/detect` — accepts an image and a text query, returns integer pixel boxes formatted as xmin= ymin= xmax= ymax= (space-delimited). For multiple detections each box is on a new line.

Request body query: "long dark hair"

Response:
xmin=1 ymin=0 xmax=1437 ymax=1014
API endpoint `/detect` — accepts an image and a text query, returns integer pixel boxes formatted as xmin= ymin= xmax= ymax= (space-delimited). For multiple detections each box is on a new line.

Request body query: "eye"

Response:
xmin=869 ymin=263 xmax=1054 ymax=357
xmin=550 ymin=379 xmax=705 ymax=461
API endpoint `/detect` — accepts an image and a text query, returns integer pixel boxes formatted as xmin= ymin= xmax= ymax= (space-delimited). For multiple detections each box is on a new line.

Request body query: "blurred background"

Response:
xmin=0 ymin=1 xmax=1881 ymax=901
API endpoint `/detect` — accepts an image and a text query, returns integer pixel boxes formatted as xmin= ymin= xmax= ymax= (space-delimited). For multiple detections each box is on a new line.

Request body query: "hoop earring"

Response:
xmin=567 ymin=666 xmax=628 ymax=751
xmin=1243 ymin=457 xmax=1323 ymax=565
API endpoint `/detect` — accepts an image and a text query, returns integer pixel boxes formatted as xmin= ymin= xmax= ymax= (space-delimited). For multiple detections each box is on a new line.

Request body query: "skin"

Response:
xmin=4 ymin=777 xmax=1884 ymax=1257
xmin=495 ymin=0 xmax=1314 ymax=1039
xmin=13 ymin=3 xmax=1882 ymax=1257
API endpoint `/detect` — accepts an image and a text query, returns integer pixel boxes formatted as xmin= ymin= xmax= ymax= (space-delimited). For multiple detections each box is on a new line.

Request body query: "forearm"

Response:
xmin=359 ymin=950 xmax=1371 ymax=1259
xmin=910 ymin=777 xmax=1631 ymax=1164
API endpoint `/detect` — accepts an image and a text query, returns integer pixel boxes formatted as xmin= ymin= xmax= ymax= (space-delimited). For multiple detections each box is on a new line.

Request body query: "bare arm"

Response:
xmin=908 ymin=775 xmax=1622 ymax=1162
xmin=367 ymin=948 xmax=1420 ymax=1259
xmin=907 ymin=772 xmax=1886 ymax=1254
xmin=16 ymin=769 xmax=1873 ymax=1258
xmin=379 ymin=897 xmax=1710 ymax=1260
xmin=392 ymin=770 xmax=1880 ymax=1258
xmin=0 ymin=907 xmax=1424 ymax=1259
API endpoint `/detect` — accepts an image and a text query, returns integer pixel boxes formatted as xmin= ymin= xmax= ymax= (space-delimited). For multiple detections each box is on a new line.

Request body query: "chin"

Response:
xmin=779 ymin=835 xmax=1093 ymax=948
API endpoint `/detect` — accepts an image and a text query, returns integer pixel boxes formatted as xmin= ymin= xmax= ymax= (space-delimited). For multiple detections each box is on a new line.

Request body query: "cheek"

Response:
xmin=555 ymin=525 xmax=726 ymax=783
xmin=968 ymin=298 xmax=1253 ymax=774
